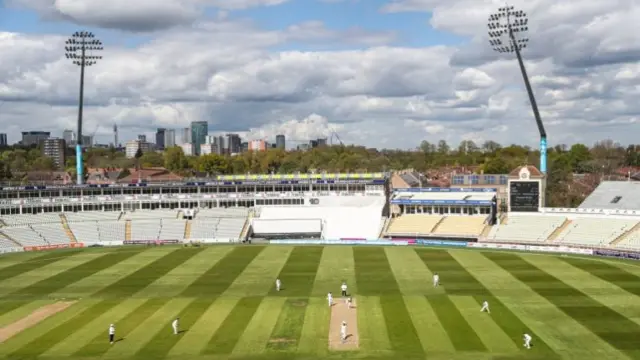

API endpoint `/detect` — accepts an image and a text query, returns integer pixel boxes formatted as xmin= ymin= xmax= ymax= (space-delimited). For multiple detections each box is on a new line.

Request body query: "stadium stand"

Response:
xmin=487 ymin=216 xmax=567 ymax=243
xmin=579 ymin=181 xmax=640 ymax=210
xmin=0 ymin=226 xmax=48 ymax=246
xmin=31 ymin=223 xmax=70 ymax=245
xmin=131 ymin=220 xmax=162 ymax=241
xmin=386 ymin=215 xmax=442 ymax=236
xmin=98 ymin=221 xmax=126 ymax=242
xmin=553 ymin=218 xmax=639 ymax=247
xmin=158 ymin=219 xmax=187 ymax=240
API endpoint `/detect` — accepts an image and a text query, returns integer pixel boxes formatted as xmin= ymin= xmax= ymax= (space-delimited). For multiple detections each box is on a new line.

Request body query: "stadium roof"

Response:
xmin=578 ymin=181 xmax=640 ymax=210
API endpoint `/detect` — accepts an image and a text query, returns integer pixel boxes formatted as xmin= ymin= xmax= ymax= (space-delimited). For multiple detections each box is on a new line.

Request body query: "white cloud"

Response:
xmin=0 ymin=0 xmax=639 ymax=150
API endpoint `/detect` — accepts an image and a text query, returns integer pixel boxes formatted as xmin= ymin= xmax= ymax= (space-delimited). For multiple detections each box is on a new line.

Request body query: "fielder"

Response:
xmin=346 ymin=296 xmax=353 ymax=309
xmin=523 ymin=333 xmax=532 ymax=349
xmin=341 ymin=282 xmax=348 ymax=297
xmin=327 ymin=292 xmax=333 ymax=307
xmin=433 ymin=272 xmax=440 ymax=287
xmin=340 ymin=321 xmax=347 ymax=343
xmin=276 ymin=278 xmax=281 ymax=292
xmin=108 ymin=324 xmax=115 ymax=344
xmin=172 ymin=318 xmax=180 ymax=335
xmin=480 ymin=300 xmax=490 ymax=313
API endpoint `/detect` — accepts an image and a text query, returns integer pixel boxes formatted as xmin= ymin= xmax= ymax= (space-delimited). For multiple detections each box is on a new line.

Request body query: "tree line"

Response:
xmin=0 ymin=139 xmax=638 ymax=208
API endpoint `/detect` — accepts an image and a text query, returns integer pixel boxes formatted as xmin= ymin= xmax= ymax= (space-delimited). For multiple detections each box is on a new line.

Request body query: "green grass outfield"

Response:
xmin=0 ymin=245 xmax=640 ymax=360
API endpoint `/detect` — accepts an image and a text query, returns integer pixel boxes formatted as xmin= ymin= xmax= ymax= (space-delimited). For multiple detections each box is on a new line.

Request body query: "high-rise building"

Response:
xmin=190 ymin=121 xmax=208 ymax=155
xmin=155 ymin=128 xmax=166 ymax=149
xmin=138 ymin=134 xmax=146 ymax=142
xmin=200 ymin=143 xmax=218 ymax=155
xmin=248 ymin=140 xmax=267 ymax=151
xmin=181 ymin=143 xmax=194 ymax=156
xmin=216 ymin=135 xmax=225 ymax=154
xmin=21 ymin=131 xmax=50 ymax=146
xmin=226 ymin=133 xmax=242 ymax=154
xmin=42 ymin=138 xmax=66 ymax=169
xmin=275 ymin=134 xmax=286 ymax=149
xmin=62 ymin=129 xmax=75 ymax=146
xmin=180 ymin=128 xmax=191 ymax=144
xmin=0 ymin=133 xmax=7 ymax=146
xmin=82 ymin=135 xmax=93 ymax=148
xmin=125 ymin=140 xmax=152 ymax=158
xmin=164 ymin=129 xmax=176 ymax=148
xmin=113 ymin=124 xmax=119 ymax=148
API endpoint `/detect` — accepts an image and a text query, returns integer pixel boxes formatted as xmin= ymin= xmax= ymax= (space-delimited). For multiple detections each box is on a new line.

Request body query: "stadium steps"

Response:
xmin=184 ymin=220 xmax=192 ymax=239
xmin=610 ymin=221 xmax=640 ymax=245
xmin=59 ymin=214 xmax=77 ymax=243
xmin=0 ymin=231 xmax=22 ymax=247
xmin=117 ymin=212 xmax=124 ymax=221
xmin=177 ymin=210 xmax=183 ymax=219
xmin=125 ymin=220 xmax=132 ymax=241
xmin=238 ymin=211 xmax=254 ymax=241
xmin=379 ymin=217 xmax=390 ymax=238
xmin=499 ymin=213 xmax=508 ymax=224
xmin=481 ymin=224 xmax=492 ymax=237
xmin=546 ymin=219 xmax=572 ymax=242
xmin=429 ymin=217 xmax=447 ymax=233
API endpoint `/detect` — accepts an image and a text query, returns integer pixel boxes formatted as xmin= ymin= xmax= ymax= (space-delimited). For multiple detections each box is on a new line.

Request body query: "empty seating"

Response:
xmin=0 ymin=236 xmax=18 ymax=248
xmin=386 ymin=215 xmax=442 ymax=235
xmin=158 ymin=219 xmax=186 ymax=240
xmin=64 ymin=212 xmax=121 ymax=222
xmin=68 ymin=221 xmax=100 ymax=243
xmin=555 ymin=218 xmax=638 ymax=246
xmin=124 ymin=210 xmax=178 ymax=220
xmin=2 ymin=213 xmax=61 ymax=226
xmin=434 ymin=216 xmax=486 ymax=236
xmin=190 ymin=219 xmax=218 ymax=239
xmin=31 ymin=224 xmax=69 ymax=245
xmin=0 ymin=227 xmax=47 ymax=246
xmin=488 ymin=216 xmax=565 ymax=242
xmin=616 ymin=229 xmax=640 ymax=250
xmin=197 ymin=208 xmax=249 ymax=218
xmin=131 ymin=220 xmax=162 ymax=241
xmin=217 ymin=218 xmax=247 ymax=239
xmin=98 ymin=221 xmax=126 ymax=242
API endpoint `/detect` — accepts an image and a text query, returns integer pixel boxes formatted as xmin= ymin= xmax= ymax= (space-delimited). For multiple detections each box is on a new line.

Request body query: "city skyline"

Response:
xmin=0 ymin=1 xmax=639 ymax=149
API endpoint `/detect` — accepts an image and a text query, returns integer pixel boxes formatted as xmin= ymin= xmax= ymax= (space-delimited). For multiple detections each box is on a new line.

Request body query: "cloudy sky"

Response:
xmin=0 ymin=0 xmax=638 ymax=149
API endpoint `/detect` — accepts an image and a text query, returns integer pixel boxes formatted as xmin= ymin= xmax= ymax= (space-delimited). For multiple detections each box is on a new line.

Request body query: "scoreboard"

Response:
xmin=509 ymin=181 xmax=540 ymax=212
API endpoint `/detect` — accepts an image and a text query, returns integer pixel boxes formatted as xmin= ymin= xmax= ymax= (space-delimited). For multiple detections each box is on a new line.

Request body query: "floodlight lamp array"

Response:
xmin=64 ymin=31 xmax=103 ymax=67
xmin=487 ymin=6 xmax=530 ymax=53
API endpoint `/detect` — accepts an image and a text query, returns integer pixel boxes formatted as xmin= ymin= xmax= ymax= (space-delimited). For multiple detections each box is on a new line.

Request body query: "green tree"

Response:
xmin=196 ymin=154 xmax=229 ymax=175
xmin=163 ymin=146 xmax=189 ymax=173
xmin=568 ymin=143 xmax=591 ymax=172
xmin=482 ymin=156 xmax=510 ymax=174
xmin=140 ymin=151 xmax=164 ymax=168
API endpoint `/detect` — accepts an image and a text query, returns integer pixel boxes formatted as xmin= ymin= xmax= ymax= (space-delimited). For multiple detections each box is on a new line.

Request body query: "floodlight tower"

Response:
xmin=488 ymin=6 xmax=547 ymax=174
xmin=65 ymin=31 xmax=103 ymax=185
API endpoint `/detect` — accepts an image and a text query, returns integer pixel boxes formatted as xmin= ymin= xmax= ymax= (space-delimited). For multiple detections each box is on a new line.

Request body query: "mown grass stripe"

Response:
xmin=181 ymin=246 xmax=264 ymax=297
xmin=43 ymin=298 xmax=147 ymax=356
xmin=168 ymin=297 xmax=239 ymax=356
xmin=73 ymin=298 xmax=169 ymax=357
xmin=2 ymin=249 xmax=143 ymax=306
xmin=271 ymin=247 xmax=323 ymax=297
xmin=136 ymin=298 xmax=213 ymax=358
xmin=224 ymin=246 xmax=292 ymax=297
xmin=353 ymin=247 xmax=399 ymax=295
xmin=379 ymin=295 xmax=424 ymax=355
xmin=403 ymin=296 xmax=455 ymax=353
xmin=296 ymin=297 xmax=330 ymax=355
xmin=265 ymin=298 xmax=309 ymax=352
xmin=425 ymin=294 xmax=486 ymax=352
xmin=93 ymin=247 xmax=203 ymax=298
xmin=232 ymin=297 xmax=287 ymax=355
xmin=559 ymin=256 xmax=640 ymax=297
xmin=8 ymin=299 xmax=117 ymax=358
xmin=202 ymin=296 xmax=264 ymax=354
xmin=485 ymin=252 xmax=640 ymax=359
xmin=0 ymin=250 xmax=81 ymax=280
xmin=417 ymin=249 xmax=553 ymax=353
xmin=0 ymin=300 xmax=52 ymax=327
xmin=311 ymin=246 xmax=357 ymax=297
xmin=356 ymin=296 xmax=391 ymax=352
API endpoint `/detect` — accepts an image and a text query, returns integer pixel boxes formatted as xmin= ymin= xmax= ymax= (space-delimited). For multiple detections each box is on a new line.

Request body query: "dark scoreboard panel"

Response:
xmin=509 ymin=181 xmax=540 ymax=212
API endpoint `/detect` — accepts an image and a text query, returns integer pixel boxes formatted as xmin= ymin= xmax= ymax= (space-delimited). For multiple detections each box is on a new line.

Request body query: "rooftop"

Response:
xmin=578 ymin=181 xmax=640 ymax=210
